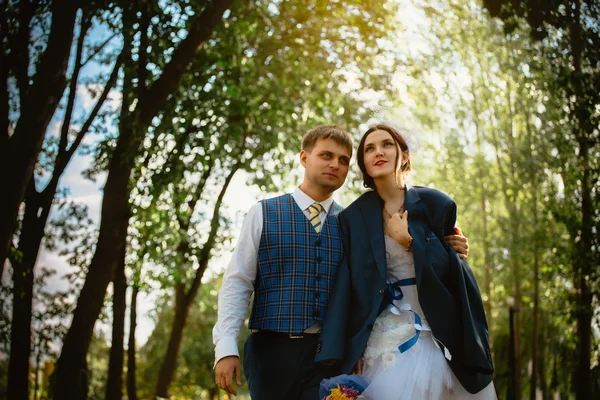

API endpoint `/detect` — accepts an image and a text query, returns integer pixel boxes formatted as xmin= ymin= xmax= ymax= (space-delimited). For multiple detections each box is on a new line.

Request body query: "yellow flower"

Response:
xmin=326 ymin=385 xmax=353 ymax=400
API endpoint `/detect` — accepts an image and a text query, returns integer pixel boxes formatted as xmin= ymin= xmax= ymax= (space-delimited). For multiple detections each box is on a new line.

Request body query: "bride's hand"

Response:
xmin=351 ymin=357 xmax=363 ymax=375
xmin=387 ymin=210 xmax=412 ymax=249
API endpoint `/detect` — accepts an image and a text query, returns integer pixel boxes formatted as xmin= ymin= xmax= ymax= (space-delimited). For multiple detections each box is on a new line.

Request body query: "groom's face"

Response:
xmin=300 ymin=138 xmax=351 ymax=193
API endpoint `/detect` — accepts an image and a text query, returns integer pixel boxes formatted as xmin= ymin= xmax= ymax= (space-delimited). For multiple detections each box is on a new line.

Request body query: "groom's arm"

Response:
xmin=213 ymin=202 xmax=261 ymax=394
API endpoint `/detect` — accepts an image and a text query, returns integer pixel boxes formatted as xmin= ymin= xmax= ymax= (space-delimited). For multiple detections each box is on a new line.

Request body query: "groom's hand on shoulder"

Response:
xmin=215 ymin=356 xmax=242 ymax=395
xmin=444 ymin=226 xmax=469 ymax=259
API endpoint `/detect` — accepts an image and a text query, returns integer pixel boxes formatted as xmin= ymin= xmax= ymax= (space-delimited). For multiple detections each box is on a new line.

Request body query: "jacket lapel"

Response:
xmin=405 ymin=186 xmax=427 ymax=287
xmin=359 ymin=192 xmax=387 ymax=281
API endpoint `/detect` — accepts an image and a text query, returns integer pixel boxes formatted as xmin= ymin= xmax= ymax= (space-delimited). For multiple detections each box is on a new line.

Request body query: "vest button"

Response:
xmin=315 ymin=239 xmax=321 ymax=247
xmin=313 ymin=310 xmax=320 ymax=318
xmin=315 ymin=274 xmax=321 ymax=281
xmin=316 ymin=256 xmax=322 ymax=263
xmin=315 ymin=291 xmax=320 ymax=298
xmin=379 ymin=288 xmax=385 ymax=295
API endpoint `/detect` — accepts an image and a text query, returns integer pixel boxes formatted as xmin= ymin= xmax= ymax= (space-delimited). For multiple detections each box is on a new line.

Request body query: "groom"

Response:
xmin=212 ymin=125 xmax=469 ymax=399
xmin=213 ymin=125 xmax=353 ymax=399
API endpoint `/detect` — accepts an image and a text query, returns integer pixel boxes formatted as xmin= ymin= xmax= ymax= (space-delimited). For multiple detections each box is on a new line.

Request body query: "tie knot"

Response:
xmin=308 ymin=202 xmax=324 ymax=215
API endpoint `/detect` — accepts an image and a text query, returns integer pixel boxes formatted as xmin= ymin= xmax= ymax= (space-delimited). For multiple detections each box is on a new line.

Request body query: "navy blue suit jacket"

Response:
xmin=315 ymin=186 xmax=494 ymax=394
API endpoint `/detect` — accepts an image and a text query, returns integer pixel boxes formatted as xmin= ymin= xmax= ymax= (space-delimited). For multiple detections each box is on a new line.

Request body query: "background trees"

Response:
xmin=1 ymin=0 xmax=598 ymax=399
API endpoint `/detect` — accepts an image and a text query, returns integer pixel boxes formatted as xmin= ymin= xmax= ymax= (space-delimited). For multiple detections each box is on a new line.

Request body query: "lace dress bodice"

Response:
xmin=363 ymin=236 xmax=430 ymax=367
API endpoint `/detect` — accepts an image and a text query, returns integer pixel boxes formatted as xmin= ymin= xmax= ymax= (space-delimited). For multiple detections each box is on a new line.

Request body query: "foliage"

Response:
xmin=4 ymin=0 xmax=598 ymax=398
xmin=137 ymin=277 xmax=249 ymax=399
xmin=382 ymin=0 xmax=600 ymax=397
xmin=86 ymin=331 xmax=112 ymax=400
xmin=128 ymin=0 xmax=399 ymax=289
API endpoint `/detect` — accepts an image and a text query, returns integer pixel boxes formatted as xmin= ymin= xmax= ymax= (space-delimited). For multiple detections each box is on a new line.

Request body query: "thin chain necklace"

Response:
xmin=383 ymin=203 xmax=404 ymax=238
xmin=382 ymin=203 xmax=404 ymax=219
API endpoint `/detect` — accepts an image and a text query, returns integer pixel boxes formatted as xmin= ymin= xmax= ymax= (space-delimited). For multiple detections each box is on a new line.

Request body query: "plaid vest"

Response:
xmin=248 ymin=193 xmax=344 ymax=334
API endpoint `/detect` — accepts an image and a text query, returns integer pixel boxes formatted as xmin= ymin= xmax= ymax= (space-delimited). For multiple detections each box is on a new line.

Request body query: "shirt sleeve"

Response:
xmin=212 ymin=202 xmax=262 ymax=365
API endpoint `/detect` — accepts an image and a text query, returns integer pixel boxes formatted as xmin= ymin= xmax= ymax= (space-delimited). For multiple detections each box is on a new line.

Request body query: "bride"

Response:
xmin=316 ymin=123 xmax=496 ymax=399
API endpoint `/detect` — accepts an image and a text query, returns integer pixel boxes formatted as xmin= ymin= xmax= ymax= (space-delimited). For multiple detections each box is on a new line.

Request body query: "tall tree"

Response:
xmin=0 ymin=1 xmax=80 ymax=271
xmin=154 ymin=161 xmax=241 ymax=398
xmin=399 ymin=1 xmax=584 ymax=396
xmin=54 ymin=0 xmax=398 ymax=397
xmin=104 ymin=245 xmax=127 ymax=400
xmin=52 ymin=1 xmax=243 ymax=398
xmin=7 ymin=16 xmax=121 ymax=397
xmin=481 ymin=1 xmax=600 ymax=398
xmin=126 ymin=277 xmax=140 ymax=400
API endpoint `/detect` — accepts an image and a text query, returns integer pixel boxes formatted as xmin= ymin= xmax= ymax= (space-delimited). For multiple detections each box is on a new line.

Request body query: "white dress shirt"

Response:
xmin=212 ymin=187 xmax=334 ymax=364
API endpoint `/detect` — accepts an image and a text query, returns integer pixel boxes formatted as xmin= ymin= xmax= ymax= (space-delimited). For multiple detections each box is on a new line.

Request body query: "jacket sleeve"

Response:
xmin=315 ymin=213 xmax=352 ymax=363
xmin=443 ymin=202 xmax=494 ymax=374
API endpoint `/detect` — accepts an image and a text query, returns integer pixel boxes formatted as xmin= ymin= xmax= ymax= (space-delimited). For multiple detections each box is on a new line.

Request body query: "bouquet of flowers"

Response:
xmin=319 ymin=374 xmax=369 ymax=400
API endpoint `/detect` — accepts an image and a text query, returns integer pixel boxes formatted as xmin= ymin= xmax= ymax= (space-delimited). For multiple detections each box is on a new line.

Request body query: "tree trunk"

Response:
xmin=52 ymin=2 xmax=237 ymax=398
xmin=7 ymin=185 xmax=48 ymax=400
xmin=53 ymin=127 xmax=135 ymax=398
xmin=480 ymin=192 xmax=492 ymax=334
xmin=33 ymin=334 xmax=43 ymax=400
xmin=154 ymin=162 xmax=240 ymax=397
xmin=105 ymin=245 xmax=127 ymax=400
xmin=525 ymin=101 xmax=540 ymax=400
xmin=489 ymin=72 xmax=523 ymax=399
xmin=538 ymin=310 xmax=549 ymax=400
xmin=570 ymin=2 xmax=593 ymax=399
xmin=1 ymin=14 xmax=9 ymax=207
xmin=576 ymin=259 xmax=592 ymax=400
xmin=154 ymin=283 xmax=191 ymax=398
xmin=512 ymin=261 xmax=523 ymax=400
xmin=126 ymin=285 xmax=139 ymax=400
xmin=7 ymin=43 xmax=119 ymax=400
xmin=505 ymin=76 xmax=522 ymax=399
xmin=530 ymin=220 xmax=540 ymax=400
xmin=469 ymin=79 xmax=493 ymax=335
xmin=0 ymin=1 xmax=78 ymax=268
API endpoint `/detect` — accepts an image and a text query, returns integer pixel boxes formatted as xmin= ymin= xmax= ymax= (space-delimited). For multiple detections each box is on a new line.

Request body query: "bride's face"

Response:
xmin=363 ymin=130 xmax=405 ymax=180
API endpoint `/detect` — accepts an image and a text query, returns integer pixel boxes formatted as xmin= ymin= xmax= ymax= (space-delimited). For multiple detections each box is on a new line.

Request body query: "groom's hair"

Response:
xmin=302 ymin=125 xmax=353 ymax=157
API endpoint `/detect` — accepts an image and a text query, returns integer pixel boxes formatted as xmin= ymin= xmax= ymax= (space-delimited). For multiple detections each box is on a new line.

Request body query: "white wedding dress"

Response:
xmin=360 ymin=236 xmax=497 ymax=400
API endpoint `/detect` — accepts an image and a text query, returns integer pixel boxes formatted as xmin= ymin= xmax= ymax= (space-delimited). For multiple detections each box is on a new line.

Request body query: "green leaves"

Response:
xmin=398 ymin=1 xmax=600 ymax=397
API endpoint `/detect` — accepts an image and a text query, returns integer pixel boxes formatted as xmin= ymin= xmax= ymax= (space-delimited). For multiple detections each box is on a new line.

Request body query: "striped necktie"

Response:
xmin=308 ymin=202 xmax=325 ymax=233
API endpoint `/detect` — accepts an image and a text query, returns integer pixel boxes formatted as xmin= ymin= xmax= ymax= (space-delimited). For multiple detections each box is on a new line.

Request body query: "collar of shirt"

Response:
xmin=293 ymin=186 xmax=334 ymax=214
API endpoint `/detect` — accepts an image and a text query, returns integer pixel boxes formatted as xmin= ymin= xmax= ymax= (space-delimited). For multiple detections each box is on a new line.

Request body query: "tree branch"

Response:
xmin=175 ymin=160 xmax=214 ymax=231
xmin=137 ymin=0 xmax=238 ymax=127
xmin=11 ymin=1 xmax=36 ymax=110
xmin=1 ymin=35 xmax=9 ymax=153
xmin=184 ymin=126 xmax=248 ymax=302
xmin=58 ymin=14 xmax=91 ymax=160
xmin=43 ymin=50 xmax=123 ymax=198
xmin=81 ymin=32 xmax=119 ymax=69
xmin=137 ymin=0 xmax=151 ymax=98
xmin=186 ymin=160 xmax=242 ymax=303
